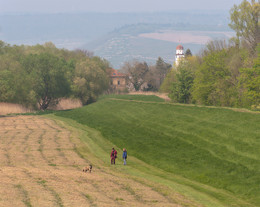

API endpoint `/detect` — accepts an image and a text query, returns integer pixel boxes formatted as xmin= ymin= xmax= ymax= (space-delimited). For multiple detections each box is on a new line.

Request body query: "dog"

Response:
xmin=82 ymin=165 xmax=92 ymax=173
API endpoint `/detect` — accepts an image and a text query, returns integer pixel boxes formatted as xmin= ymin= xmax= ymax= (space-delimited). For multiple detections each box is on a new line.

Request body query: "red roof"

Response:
xmin=110 ymin=68 xmax=126 ymax=77
xmin=176 ymin=45 xmax=184 ymax=50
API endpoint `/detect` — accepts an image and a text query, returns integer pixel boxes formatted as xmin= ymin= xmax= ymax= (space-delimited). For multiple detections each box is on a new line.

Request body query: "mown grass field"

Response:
xmin=55 ymin=95 xmax=260 ymax=206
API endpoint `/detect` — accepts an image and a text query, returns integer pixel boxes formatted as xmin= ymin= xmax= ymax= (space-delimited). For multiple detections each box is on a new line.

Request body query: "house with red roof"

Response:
xmin=109 ymin=68 xmax=127 ymax=92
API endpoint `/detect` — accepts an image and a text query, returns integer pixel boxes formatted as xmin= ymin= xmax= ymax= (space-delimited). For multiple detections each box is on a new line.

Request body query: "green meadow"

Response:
xmin=54 ymin=95 xmax=260 ymax=206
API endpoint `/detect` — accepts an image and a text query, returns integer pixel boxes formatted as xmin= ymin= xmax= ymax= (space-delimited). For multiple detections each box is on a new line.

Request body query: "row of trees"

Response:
xmin=121 ymin=57 xmax=171 ymax=92
xmin=159 ymin=0 xmax=260 ymax=109
xmin=161 ymin=41 xmax=259 ymax=108
xmin=0 ymin=39 xmax=172 ymax=111
xmin=0 ymin=42 xmax=110 ymax=110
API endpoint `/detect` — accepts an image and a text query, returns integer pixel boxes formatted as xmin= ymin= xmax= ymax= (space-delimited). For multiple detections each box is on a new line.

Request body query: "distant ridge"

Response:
xmin=0 ymin=11 xmax=233 ymax=67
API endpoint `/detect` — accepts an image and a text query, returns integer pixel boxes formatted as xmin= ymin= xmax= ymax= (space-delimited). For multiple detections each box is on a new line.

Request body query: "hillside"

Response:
xmin=84 ymin=23 xmax=233 ymax=68
xmin=54 ymin=95 xmax=260 ymax=206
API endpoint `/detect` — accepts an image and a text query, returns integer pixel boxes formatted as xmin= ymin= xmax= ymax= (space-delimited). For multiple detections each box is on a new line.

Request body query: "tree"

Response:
xmin=185 ymin=49 xmax=192 ymax=57
xmin=0 ymin=41 xmax=9 ymax=55
xmin=0 ymin=70 xmax=16 ymax=102
xmin=229 ymin=0 xmax=260 ymax=53
xmin=0 ymin=46 xmax=35 ymax=106
xmin=169 ymin=57 xmax=197 ymax=103
xmin=239 ymin=44 xmax=260 ymax=107
xmin=155 ymin=57 xmax=172 ymax=86
xmin=0 ymin=41 xmax=112 ymax=109
xmin=22 ymin=53 xmax=72 ymax=110
xmin=123 ymin=60 xmax=149 ymax=91
xmin=192 ymin=50 xmax=235 ymax=106
xmin=72 ymin=57 xmax=110 ymax=105
xmin=0 ymin=53 xmax=17 ymax=102
xmin=201 ymin=39 xmax=228 ymax=57
xmin=159 ymin=69 xmax=177 ymax=93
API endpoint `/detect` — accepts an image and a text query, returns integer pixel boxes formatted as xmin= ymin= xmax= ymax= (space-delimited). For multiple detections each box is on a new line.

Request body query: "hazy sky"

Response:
xmin=1 ymin=0 xmax=243 ymax=13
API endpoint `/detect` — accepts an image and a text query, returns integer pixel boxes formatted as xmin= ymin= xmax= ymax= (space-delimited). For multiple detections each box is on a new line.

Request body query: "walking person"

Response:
xmin=110 ymin=148 xmax=116 ymax=164
xmin=122 ymin=148 xmax=127 ymax=165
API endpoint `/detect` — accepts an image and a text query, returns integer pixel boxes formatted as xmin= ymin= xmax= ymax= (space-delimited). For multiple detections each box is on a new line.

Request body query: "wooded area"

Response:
xmin=0 ymin=42 xmax=110 ymax=110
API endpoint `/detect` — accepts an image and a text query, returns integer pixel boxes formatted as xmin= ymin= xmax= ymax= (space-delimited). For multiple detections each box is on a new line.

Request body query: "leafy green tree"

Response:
xmin=0 ymin=53 xmax=16 ymax=102
xmin=159 ymin=69 xmax=176 ymax=93
xmin=155 ymin=57 xmax=172 ymax=86
xmin=0 ymin=41 xmax=9 ymax=55
xmin=185 ymin=49 xmax=192 ymax=57
xmin=239 ymin=44 xmax=260 ymax=108
xmin=72 ymin=57 xmax=110 ymax=105
xmin=229 ymin=0 xmax=260 ymax=53
xmin=22 ymin=53 xmax=72 ymax=110
xmin=0 ymin=49 xmax=33 ymax=106
xmin=192 ymin=50 xmax=235 ymax=106
xmin=0 ymin=41 xmax=112 ymax=110
xmin=169 ymin=57 xmax=197 ymax=103
xmin=0 ymin=70 xmax=15 ymax=102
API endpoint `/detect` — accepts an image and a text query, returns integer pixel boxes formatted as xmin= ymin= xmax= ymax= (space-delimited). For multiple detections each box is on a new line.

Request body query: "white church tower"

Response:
xmin=175 ymin=45 xmax=185 ymax=66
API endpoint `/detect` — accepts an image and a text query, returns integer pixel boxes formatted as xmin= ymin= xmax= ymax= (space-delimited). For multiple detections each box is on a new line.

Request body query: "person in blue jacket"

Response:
xmin=122 ymin=148 xmax=127 ymax=165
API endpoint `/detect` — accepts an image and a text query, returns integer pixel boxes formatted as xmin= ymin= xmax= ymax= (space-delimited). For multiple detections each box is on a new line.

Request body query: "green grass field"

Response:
xmin=54 ymin=95 xmax=260 ymax=206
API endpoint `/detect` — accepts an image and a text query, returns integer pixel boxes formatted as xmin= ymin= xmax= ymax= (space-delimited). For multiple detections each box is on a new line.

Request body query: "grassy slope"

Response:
xmin=54 ymin=95 xmax=260 ymax=206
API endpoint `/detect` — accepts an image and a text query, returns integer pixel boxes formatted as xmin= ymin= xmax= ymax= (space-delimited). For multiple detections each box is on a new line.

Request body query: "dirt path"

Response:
xmin=0 ymin=116 xmax=181 ymax=207
xmin=129 ymin=92 xmax=171 ymax=101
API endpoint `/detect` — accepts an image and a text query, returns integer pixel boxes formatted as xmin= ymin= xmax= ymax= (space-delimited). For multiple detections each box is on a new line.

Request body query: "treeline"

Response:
xmin=1 ymin=0 xmax=258 ymax=110
xmin=121 ymin=57 xmax=171 ymax=92
xmin=161 ymin=42 xmax=260 ymax=109
xmin=160 ymin=0 xmax=260 ymax=109
xmin=0 ymin=41 xmax=110 ymax=110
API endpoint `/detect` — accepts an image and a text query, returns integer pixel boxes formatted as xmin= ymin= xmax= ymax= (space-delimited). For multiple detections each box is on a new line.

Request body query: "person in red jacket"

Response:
xmin=111 ymin=148 xmax=116 ymax=164
xmin=114 ymin=148 xmax=118 ymax=159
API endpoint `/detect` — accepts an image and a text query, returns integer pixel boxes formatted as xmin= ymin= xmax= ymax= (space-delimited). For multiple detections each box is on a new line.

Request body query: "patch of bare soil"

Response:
xmin=139 ymin=30 xmax=234 ymax=44
xmin=128 ymin=92 xmax=260 ymax=114
xmin=129 ymin=92 xmax=171 ymax=101
xmin=0 ymin=116 xmax=184 ymax=207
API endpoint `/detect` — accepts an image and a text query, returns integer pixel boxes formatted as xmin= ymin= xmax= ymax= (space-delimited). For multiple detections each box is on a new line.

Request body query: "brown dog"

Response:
xmin=82 ymin=165 xmax=92 ymax=173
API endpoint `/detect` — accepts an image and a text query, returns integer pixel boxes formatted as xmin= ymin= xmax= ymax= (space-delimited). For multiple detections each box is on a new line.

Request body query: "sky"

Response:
xmin=1 ymin=0 xmax=244 ymax=13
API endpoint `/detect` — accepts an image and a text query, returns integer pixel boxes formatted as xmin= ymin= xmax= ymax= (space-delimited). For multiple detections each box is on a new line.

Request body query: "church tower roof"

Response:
xmin=176 ymin=45 xmax=184 ymax=50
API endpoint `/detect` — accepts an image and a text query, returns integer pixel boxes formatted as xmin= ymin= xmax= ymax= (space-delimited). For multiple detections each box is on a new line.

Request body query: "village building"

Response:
xmin=109 ymin=68 xmax=127 ymax=92
xmin=175 ymin=44 xmax=185 ymax=66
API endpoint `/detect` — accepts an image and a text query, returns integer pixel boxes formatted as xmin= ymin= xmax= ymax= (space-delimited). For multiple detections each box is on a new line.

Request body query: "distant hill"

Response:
xmin=84 ymin=23 xmax=233 ymax=68
xmin=0 ymin=11 xmax=234 ymax=67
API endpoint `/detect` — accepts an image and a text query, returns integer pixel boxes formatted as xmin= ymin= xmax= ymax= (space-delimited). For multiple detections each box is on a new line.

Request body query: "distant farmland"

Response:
xmin=139 ymin=30 xmax=235 ymax=44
